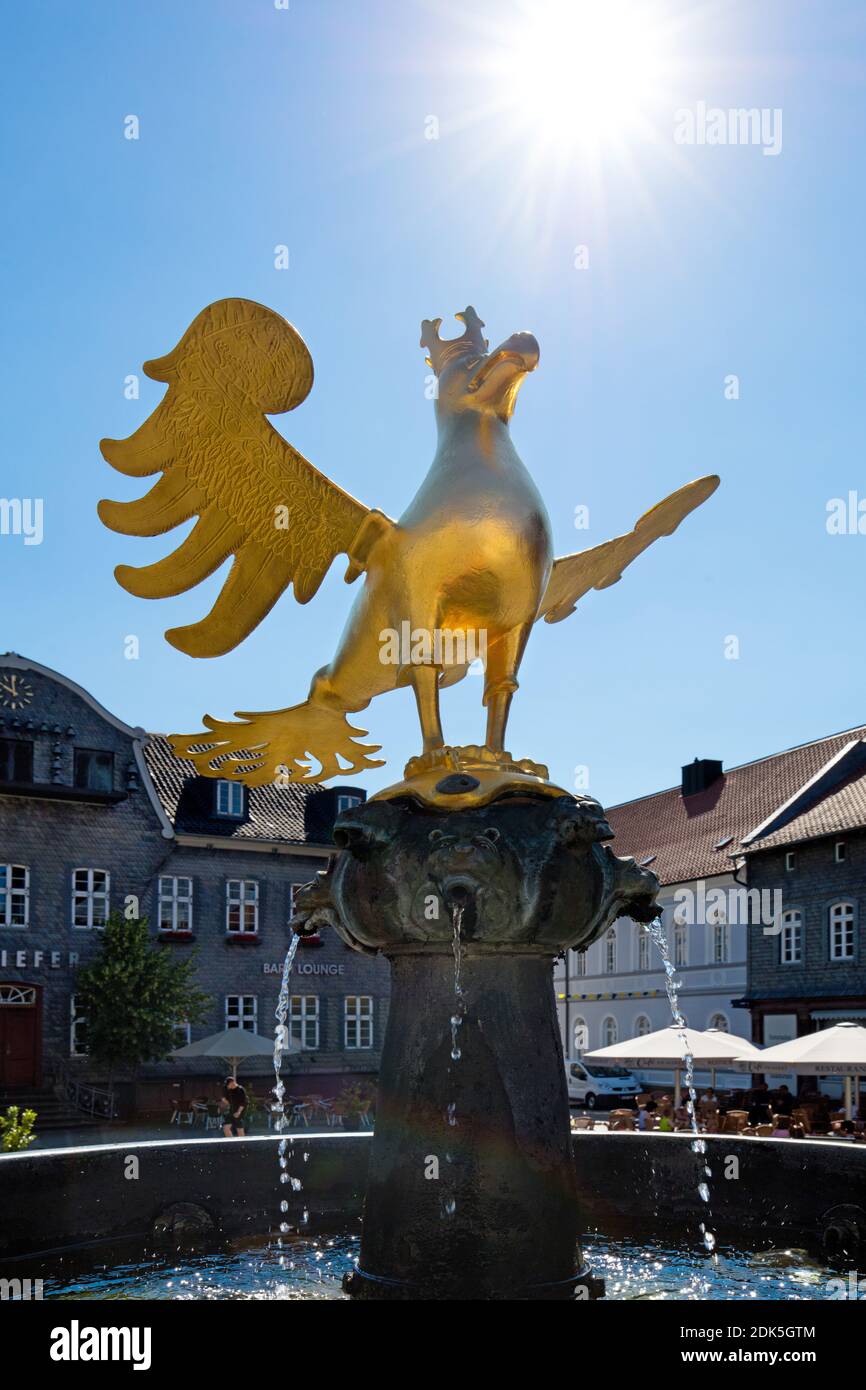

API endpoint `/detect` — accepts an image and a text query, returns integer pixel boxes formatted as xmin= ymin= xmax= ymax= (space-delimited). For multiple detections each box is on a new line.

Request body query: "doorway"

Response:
xmin=0 ymin=984 xmax=41 ymax=1087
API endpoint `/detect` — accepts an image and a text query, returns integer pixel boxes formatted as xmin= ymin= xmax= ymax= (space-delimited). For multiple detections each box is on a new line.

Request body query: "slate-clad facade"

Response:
xmin=556 ymin=727 xmax=866 ymax=1081
xmin=735 ymin=743 xmax=866 ymax=1044
xmin=0 ymin=654 xmax=390 ymax=1117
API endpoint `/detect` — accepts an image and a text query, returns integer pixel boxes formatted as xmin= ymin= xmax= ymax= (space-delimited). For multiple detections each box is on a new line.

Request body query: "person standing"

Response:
xmin=222 ymin=1076 xmax=248 ymax=1137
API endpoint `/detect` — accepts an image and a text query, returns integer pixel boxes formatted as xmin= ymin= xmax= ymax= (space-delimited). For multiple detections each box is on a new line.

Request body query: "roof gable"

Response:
xmin=605 ymin=723 xmax=866 ymax=885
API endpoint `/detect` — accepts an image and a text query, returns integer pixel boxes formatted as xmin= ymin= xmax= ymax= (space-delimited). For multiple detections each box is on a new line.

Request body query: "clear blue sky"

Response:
xmin=2 ymin=0 xmax=864 ymax=808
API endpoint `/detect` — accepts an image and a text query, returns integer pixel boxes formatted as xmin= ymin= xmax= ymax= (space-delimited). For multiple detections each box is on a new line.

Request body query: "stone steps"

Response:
xmin=0 ymin=1087 xmax=101 ymax=1129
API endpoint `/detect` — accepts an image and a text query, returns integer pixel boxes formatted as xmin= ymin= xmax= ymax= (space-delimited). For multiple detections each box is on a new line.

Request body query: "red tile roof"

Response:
xmin=605 ymin=724 xmax=866 ymax=885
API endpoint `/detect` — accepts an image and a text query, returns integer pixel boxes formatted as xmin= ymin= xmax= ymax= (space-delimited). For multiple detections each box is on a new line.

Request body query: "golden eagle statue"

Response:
xmin=99 ymin=298 xmax=718 ymax=806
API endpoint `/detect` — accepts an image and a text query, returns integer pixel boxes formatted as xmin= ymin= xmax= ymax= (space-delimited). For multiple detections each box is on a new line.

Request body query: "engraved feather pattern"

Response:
xmin=98 ymin=298 xmax=372 ymax=657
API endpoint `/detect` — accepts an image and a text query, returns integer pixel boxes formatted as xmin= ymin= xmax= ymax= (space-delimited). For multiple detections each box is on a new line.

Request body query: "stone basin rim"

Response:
xmin=0 ymin=1131 xmax=375 ymax=1162
xmin=3 ymin=1129 xmax=863 ymax=1163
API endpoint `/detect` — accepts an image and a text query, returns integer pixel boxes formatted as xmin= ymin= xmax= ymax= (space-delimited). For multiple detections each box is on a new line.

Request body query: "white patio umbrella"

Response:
xmin=583 ymin=1025 xmax=762 ymax=1108
xmin=733 ymin=1021 xmax=866 ymax=1120
xmin=171 ymin=1026 xmax=301 ymax=1079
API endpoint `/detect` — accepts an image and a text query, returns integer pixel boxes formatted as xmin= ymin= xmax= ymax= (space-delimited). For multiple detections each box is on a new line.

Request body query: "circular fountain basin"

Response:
xmin=0 ymin=1131 xmax=863 ymax=1299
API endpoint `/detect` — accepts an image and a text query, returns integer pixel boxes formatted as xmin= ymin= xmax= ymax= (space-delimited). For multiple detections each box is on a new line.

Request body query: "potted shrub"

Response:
xmin=1 ymin=1105 xmax=37 ymax=1152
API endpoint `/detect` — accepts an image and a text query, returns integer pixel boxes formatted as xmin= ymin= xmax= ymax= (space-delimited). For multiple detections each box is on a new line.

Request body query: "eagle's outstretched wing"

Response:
xmin=98 ymin=298 xmax=390 ymax=657
xmin=538 ymin=475 xmax=719 ymax=624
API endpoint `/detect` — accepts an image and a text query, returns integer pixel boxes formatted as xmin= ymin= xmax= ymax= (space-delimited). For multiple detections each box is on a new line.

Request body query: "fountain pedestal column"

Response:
xmin=292 ymin=787 xmax=659 ymax=1301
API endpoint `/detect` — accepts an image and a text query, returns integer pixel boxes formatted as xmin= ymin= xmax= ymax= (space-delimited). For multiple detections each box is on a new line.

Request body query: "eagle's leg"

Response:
xmin=483 ymin=622 xmax=531 ymax=753
xmin=410 ymin=665 xmax=445 ymax=754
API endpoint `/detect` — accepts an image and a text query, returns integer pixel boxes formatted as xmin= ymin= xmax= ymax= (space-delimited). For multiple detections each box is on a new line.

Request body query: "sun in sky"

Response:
xmin=490 ymin=0 xmax=675 ymax=155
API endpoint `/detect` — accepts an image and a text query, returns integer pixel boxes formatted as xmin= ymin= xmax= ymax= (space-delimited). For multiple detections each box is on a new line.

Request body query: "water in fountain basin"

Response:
xmin=272 ymin=933 xmax=302 ymax=1253
xmin=645 ymin=919 xmax=718 ymax=1263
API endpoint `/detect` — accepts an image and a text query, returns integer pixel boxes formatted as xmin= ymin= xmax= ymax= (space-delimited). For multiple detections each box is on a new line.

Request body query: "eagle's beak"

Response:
xmin=466 ymin=333 xmax=539 ymax=418
xmin=467 ymin=332 xmax=539 ymax=394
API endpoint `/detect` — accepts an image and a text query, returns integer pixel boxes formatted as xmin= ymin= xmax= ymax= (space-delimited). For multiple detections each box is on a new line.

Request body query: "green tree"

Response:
xmin=74 ymin=913 xmax=210 ymax=1084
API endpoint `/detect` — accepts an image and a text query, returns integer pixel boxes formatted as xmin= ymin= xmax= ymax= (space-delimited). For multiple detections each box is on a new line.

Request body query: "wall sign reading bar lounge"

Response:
xmin=263 ymin=961 xmax=345 ymax=976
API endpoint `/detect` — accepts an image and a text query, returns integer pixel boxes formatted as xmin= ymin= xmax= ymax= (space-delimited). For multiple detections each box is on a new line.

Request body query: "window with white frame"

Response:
xmin=216 ymin=779 xmax=244 ymax=818
xmin=0 ymin=865 xmax=29 ymax=927
xmin=572 ymin=1017 xmax=588 ymax=1053
xmin=829 ymin=902 xmax=855 ymax=961
xmin=601 ymin=1015 xmax=618 ymax=1047
xmin=673 ymin=921 xmax=688 ymax=967
xmin=344 ymin=995 xmax=373 ymax=1049
xmin=226 ymin=879 xmax=259 ymax=934
xmin=70 ymin=995 xmax=88 ymax=1056
xmin=708 ymin=1012 xmax=729 ymax=1032
xmin=712 ymin=921 xmax=729 ymax=963
xmin=636 ymin=925 xmax=650 ymax=971
xmin=72 ymin=869 xmax=109 ymax=928
xmin=289 ymin=995 xmax=319 ymax=1049
xmin=225 ymin=995 xmax=257 ymax=1030
xmin=158 ymin=876 xmax=193 ymax=932
xmin=780 ymin=909 xmax=803 ymax=965
xmin=337 ymin=793 xmax=362 ymax=814
xmin=785 ymin=851 xmax=796 ymax=872
xmin=289 ymin=883 xmax=308 ymax=920
xmin=634 ymin=1014 xmax=651 ymax=1037
xmin=604 ymin=928 xmax=617 ymax=973
xmin=835 ymin=841 xmax=847 ymax=864
xmin=173 ymin=1021 xmax=191 ymax=1047
xmin=573 ymin=948 xmax=587 ymax=977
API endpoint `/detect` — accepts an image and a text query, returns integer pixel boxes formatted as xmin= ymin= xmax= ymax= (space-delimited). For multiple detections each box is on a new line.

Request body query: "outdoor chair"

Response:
xmin=311 ymin=1097 xmax=334 ymax=1125
xmin=170 ymin=1103 xmax=194 ymax=1126
xmin=291 ymin=1102 xmax=312 ymax=1127
xmin=205 ymin=1103 xmax=222 ymax=1131
xmin=571 ymin=1115 xmax=595 ymax=1131
xmin=608 ymin=1109 xmax=635 ymax=1131
xmin=723 ymin=1109 xmax=748 ymax=1134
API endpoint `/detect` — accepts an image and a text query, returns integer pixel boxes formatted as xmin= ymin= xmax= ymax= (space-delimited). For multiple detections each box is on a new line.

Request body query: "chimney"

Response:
xmin=681 ymin=758 xmax=723 ymax=797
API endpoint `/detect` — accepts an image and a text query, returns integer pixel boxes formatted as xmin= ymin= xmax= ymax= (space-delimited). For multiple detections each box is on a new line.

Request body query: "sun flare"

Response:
xmin=493 ymin=0 xmax=670 ymax=152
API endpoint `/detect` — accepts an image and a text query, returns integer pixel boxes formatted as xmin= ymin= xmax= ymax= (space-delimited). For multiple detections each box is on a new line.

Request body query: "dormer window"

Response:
xmin=0 ymin=738 xmax=33 ymax=784
xmin=337 ymin=793 xmax=362 ymax=814
xmin=74 ymin=749 xmax=114 ymax=792
xmin=216 ymin=779 xmax=244 ymax=819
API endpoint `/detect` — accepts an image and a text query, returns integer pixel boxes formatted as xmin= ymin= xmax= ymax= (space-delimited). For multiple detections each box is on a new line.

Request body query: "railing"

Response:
xmin=46 ymin=1055 xmax=116 ymax=1120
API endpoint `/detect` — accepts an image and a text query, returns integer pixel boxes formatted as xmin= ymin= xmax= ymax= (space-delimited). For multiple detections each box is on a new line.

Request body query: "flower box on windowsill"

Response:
xmin=226 ymin=931 xmax=260 ymax=945
xmin=159 ymin=930 xmax=195 ymax=942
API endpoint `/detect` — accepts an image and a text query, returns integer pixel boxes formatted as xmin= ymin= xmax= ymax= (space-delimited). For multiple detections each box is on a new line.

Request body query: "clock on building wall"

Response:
xmin=0 ymin=673 xmax=34 ymax=710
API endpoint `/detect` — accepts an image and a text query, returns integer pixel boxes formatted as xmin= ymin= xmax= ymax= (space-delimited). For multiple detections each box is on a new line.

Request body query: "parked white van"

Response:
xmin=565 ymin=1058 xmax=641 ymax=1109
